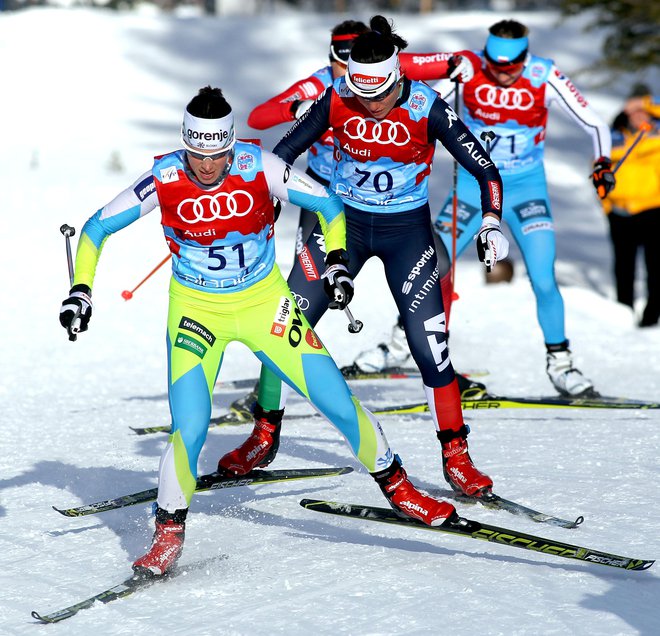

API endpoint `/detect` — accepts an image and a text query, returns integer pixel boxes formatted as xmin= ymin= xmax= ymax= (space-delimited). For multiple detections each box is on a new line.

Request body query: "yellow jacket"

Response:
xmin=641 ymin=96 xmax=660 ymax=120
xmin=603 ymin=123 xmax=660 ymax=215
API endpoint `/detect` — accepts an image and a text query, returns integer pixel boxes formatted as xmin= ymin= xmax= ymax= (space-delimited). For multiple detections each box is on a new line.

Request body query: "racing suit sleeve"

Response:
xmin=427 ymin=96 xmax=503 ymax=219
xmin=248 ymin=74 xmax=327 ymax=130
xmin=399 ymin=51 xmax=453 ymax=81
xmin=73 ymin=171 xmax=160 ymax=289
xmin=262 ymin=150 xmax=346 ymax=253
xmin=546 ymin=66 xmax=612 ymax=160
xmin=272 ymin=89 xmax=333 ymax=165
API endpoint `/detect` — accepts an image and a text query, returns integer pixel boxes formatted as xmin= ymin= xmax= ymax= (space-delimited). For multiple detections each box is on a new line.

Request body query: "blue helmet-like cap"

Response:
xmin=485 ymin=34 xmax=528 ymax=64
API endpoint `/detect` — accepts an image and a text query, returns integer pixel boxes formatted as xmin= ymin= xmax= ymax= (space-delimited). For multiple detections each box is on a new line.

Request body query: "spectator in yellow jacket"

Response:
xmin=602 ymin=84 xmax=660 ymax=327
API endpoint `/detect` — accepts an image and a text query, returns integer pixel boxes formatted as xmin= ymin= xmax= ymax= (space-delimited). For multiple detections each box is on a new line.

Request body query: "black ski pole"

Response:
xmin=612 ymin=120 xmax=651 ymax=175
xmin=60 ymin=224 xmax=81 ymax=341
xmin=479 ymin=131 xmax=496 ymax=272
xmin=344 ymin=307 xmax=363 ymax=334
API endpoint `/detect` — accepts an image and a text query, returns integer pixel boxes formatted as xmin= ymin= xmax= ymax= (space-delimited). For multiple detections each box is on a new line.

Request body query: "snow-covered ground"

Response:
xmin=1 ymin=7 xmax=659 ymax=635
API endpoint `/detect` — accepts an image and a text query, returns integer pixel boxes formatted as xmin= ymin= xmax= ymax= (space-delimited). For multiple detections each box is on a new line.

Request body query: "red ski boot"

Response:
xmin=132 ymin=508 xmax=187 ymax=577
xmin=373 ymin=458 xmax=457 ymax=526
xmin=218 ymin=405 xmax=284 ymax=476
xmin=439 ymin=427 xmax=493 ymax=497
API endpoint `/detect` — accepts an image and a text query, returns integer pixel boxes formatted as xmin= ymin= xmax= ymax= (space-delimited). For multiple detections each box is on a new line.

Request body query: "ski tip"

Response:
xmin=130 ymin=426 xmax=169 ymax=435
xmin=52 ymin=505 xmax=73 ymax=517
xmin=626 ymin=559 xmax=655 ymax=571
xmin=31 ymin=610 xmax=56 ymax=623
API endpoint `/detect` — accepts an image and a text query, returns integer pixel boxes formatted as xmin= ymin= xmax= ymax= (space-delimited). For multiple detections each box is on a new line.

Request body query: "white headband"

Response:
xmin=181 ymin=110 xmax=236 ymax=154
xmin=345 ymin=49 xmax=400 ymax=98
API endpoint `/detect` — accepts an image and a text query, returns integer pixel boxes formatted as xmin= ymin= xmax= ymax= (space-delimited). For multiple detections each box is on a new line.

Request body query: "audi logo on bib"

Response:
xmin=177 ymin=191 xmax=254 ymax=224
xmin=344 ymin=116 xmax=411 ymax=146
xmin=475 ymin=85 xmax=534 ymax=111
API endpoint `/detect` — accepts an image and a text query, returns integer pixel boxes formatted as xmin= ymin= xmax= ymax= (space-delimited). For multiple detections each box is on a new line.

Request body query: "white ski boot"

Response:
xmin=353 ymin=320 xmax=411 ymax=373
xmin=546 ymin=342 xmax=598 ymax=397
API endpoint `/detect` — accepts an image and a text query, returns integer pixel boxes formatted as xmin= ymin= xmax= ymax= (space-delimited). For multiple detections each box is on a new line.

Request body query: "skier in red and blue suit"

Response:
xmin=219 ymin=16 xmax=509 ymax=502
xmin=358 ymin=19 xmax=615 ymax=397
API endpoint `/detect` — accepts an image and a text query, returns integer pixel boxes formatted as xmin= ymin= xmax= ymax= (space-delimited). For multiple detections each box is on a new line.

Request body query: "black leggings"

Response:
xmin=287 ymin=203 xmax=456 ymax=388
xmin=607 ymin=208 xmax=660 ymax=324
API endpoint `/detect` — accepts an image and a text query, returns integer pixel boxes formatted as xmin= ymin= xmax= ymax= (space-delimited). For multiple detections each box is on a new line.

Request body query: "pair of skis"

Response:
xmin=35 ymin=463 xmax=653 ymax=623
xmin=51 ymin=466 xmax=581 ymax=530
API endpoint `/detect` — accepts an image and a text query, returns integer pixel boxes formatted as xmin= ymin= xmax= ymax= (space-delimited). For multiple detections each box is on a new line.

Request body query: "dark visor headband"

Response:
xmin=330 ymin=33 xmax=360 ymax=63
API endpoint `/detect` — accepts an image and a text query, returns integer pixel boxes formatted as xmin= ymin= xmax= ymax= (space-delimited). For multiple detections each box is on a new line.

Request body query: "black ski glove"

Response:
xmin=322 ymin=249 xmax=354 ymax=310
xmin=59 ymin=284 xmax=92 ymax=338
xmin=592 ymin=157 xmax=616 ymax=199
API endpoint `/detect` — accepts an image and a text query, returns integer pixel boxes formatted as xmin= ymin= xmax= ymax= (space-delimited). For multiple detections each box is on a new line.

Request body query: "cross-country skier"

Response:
xmin=353 ymin=19 xmax=615 ymax=398
xmin=247 ymin=19 xmax=489 ymax=395
xmin=58 ymin=86 xmax=458 ymax=577
xmin=218 ymin=16 xmax=507 ymax=500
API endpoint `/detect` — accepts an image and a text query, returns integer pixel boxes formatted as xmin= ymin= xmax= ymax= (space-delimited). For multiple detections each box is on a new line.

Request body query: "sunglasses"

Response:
xmin=186 ymin=148 xmax=232 ymax=161
xmin=486 ymin=60 xmax=524 ymax=76
xmin=484 ymin=49 xmax=526 ymax=76
xmin=360 ymin=79 xmax=400 ymax=103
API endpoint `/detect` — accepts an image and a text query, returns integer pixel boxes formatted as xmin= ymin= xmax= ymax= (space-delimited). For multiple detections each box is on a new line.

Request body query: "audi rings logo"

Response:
xmin=177 ymin=191 xmax=254 ymax=224
xmin=291 ymin=292 xmax=310 ymax=311
xmin=343 ymin=116 xmax=411 ymax=146
xmin=475 ymin=85 xmax=534 ymax=111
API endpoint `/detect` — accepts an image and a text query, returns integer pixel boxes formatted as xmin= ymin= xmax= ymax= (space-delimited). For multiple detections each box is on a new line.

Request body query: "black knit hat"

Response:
xmin=629 ymin=83 xmax=651 ymax=98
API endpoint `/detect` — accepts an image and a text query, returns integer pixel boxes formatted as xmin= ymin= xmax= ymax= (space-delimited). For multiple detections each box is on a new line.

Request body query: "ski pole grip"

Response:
xmin=60 ymin=224 xmax=76 ymax=238
xmin=60 ymin=223 xmax=76 ymax=287
xmin=480 ymin=130 xmax=495 ymax=156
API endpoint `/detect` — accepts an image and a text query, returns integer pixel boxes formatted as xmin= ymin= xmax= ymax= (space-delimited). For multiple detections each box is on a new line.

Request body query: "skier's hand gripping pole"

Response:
xmin=476 ymin=131 xmax=505 ymax=273
xmin=58 ymin=224 xmax=83 ymax=342
xmin=476 ymin=217 xmax=509 ymax=271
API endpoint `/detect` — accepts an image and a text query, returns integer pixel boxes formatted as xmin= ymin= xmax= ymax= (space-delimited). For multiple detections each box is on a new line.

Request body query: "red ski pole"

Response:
xmin=122 ymin=254 xmax=171 ymax=300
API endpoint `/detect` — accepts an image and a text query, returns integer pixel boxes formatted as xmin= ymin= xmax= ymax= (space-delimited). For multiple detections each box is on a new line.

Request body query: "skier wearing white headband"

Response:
xmin=181 ymin=109 xmax=235 ymax=157
xmin=355 ymin=19 xmax=614 ymax=399
xmin=344 ymin=47 xmax=402 ymax=99
xmin=221 ymin=15 xmax=507 ymax=507
xmin=61 ymin=85 xmax=461 ymax=577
